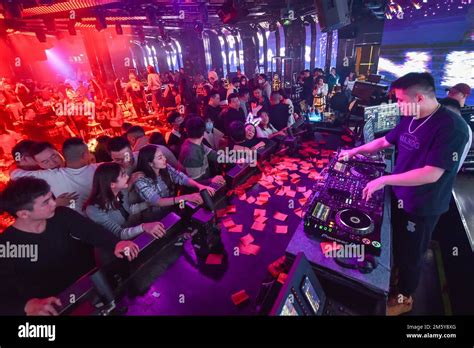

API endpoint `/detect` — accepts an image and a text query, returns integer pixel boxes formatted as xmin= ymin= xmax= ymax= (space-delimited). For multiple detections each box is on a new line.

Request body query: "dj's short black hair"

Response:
xmin=391 ymin=72 xmax=436 ymax=97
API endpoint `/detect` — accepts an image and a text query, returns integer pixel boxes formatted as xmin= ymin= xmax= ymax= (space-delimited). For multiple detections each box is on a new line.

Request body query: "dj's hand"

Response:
xmin=338 ymin=148 xmax=358 ymax=162
xmin=115 ymin=241 xmax=139 ymax=261
xmin=362 ymin=177 xmax=387 ymax=201
xmin=25 ymin=297 xmax=62 ymax=316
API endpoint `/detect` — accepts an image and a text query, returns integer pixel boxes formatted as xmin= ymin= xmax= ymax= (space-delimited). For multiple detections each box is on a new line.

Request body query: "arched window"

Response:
xmin=266 ymin=27 xmax=277 ymax=72
xmin=203 ymin=31 xmax=212 ymax=72
xmin=172 ymin=38 xmax=183 ymax=69
xmin=257 ymin=30 xmax=265 ymax=71
xmin=277 ymin=22 xmax=285 ymax=57
xmin=331 ymin=30 xmax=338 ymax=68
xmin=218 ymin=35 xmax=228 ymax=71
xmin=304 ymin=24 xmax=312 ymax=69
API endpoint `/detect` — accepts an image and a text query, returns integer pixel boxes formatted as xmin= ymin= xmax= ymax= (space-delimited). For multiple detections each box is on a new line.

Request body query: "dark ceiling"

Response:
xmin=0 ymin=0 xmax=385 ymax=37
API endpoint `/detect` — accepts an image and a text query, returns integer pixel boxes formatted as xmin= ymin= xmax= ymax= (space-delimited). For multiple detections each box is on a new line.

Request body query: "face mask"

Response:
xmin=205 ymin=121 xmax=214 ymax=133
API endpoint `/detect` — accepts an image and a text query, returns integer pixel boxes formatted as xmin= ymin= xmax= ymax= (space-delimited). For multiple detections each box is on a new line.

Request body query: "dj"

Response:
xmin=339 ymin=73 xmax=469 ymax=316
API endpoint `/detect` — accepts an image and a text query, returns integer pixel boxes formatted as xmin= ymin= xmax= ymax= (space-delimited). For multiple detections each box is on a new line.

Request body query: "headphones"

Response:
xmin=334 ymin=254 xmax=378 ymax=274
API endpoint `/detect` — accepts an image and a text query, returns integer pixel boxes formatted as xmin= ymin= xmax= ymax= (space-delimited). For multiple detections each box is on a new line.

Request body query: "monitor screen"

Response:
xmin=269 ymin=252 xmax=327 ymax=316
xmin=301 ymin=276 xmax=321 ymax=315
xmin=304 ymin=108 xmax=322 ymax=123
xmin=364 ymin=103 xmax=400 ymax=133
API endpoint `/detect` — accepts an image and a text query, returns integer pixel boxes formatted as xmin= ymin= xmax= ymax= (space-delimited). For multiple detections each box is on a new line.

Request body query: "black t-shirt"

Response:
xmin=385 ymin=106 xmax=469 ymax=216
xmin=269 ymin=103 xmax=290 ymax=131
xmin=0 ymin=207 xmax=119 ymax=315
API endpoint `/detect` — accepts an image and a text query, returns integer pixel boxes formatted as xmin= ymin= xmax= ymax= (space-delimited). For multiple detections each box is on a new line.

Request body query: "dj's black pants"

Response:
xmin=391 ymin=199 xmax=441 ymax=297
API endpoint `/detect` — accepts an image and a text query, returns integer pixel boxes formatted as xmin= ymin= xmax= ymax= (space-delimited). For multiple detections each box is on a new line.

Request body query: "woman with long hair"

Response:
xmin=134 ymin=145 xmax=216 ymax=207
xmin=85 ymin=162 xmax=166 ymax=240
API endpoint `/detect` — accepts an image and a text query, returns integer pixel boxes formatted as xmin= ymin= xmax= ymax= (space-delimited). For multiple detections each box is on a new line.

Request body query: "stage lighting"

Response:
xmin=115 ymin=24 xmax=123 ymax=35
xmin=35 ymin=29 xmax=47 ymax=43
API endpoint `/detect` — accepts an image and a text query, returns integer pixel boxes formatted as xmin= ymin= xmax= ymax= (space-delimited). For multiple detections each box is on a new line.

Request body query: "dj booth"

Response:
xmin=285 ymin=187 xmax=392 ymax=315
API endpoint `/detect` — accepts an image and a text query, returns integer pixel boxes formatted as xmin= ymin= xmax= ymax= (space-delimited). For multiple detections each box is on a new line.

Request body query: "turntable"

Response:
xmin=335 ymin=209 xmax=374 ymax=236
xmin=349 ymin=165 xmax=380 ymax=179
xmin=304 ymin=148 xmax=384 ymax=255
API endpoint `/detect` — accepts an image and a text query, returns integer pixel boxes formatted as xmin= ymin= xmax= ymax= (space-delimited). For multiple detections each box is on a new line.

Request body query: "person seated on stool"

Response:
xmin=178 ymin=116 xmax=226 ymax=186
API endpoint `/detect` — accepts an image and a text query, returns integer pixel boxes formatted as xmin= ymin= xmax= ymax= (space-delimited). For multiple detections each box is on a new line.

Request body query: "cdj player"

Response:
xmin=304 ymin=150 xmax=386 ymax=256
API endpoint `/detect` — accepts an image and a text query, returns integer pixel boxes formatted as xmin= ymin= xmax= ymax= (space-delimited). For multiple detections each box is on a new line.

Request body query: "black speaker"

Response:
xmin=315 ymin=0 xmax=351 ymax=32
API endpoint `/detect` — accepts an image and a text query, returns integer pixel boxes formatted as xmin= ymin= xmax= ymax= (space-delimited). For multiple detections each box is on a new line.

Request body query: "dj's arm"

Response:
xmin=339 ymin=136 xmax=392 ymax=160
xmin=381 ymin=166 xmax=445 ymax=187
xmin=363 ymin=166 xmax=445 ymax=200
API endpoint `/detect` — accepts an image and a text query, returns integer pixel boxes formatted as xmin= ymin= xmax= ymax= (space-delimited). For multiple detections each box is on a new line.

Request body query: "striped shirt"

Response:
xmin=134 ymin=164 xmax=190 ymax=205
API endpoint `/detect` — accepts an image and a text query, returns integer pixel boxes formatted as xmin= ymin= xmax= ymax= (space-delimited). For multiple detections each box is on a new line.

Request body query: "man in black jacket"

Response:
xmin=268 ymin=91 xmax=291 ymax=131
xmin=222 ymin=93 xmax=246 ymax=136
xmin=0 ymin=177 xmax=139 ymax=315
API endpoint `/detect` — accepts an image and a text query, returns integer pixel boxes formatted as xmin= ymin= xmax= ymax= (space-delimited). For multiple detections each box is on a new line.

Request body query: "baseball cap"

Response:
xmin=447 ymin=83 xmax=471 ymax=96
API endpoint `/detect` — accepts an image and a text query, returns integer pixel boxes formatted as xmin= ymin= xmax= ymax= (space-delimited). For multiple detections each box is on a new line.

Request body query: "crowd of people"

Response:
xmin=0 ymin=64 xmax=335 ymax=315
xmin=0 ymin=62 xmax=389 ymax=316
xmin=0 ymin=61 xmax=472 ymax=317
